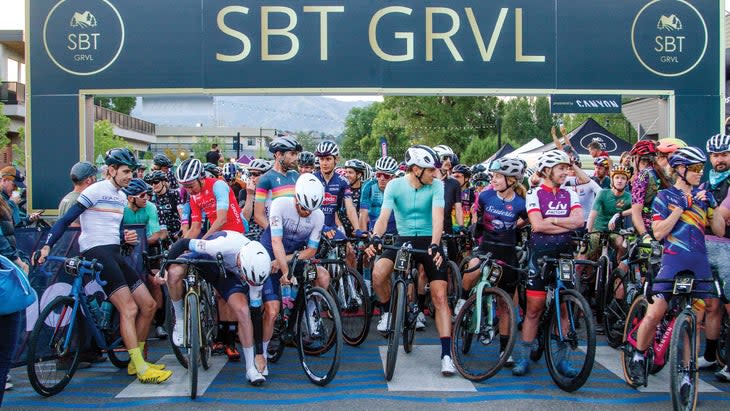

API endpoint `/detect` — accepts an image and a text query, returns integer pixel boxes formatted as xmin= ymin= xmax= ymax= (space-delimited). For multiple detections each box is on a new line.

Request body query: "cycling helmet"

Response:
xmin=536 ymin=150 xmax=571 ymax=172
xmin=489 ymin=158 xmax=526 ymax=180
xmin=472 ymin=171 xmax=491 ymax=184
xmin=222 ymin=163 xmax=238 ymax=182
xmin=248 ymin=158 xmax=271 ymax=172
xmin=363 ymin=163 xmax=373 ymax=181
xmin=203 ymin=163 xmax=221 ymax=178
xmin=153 ymin=153 xmax=173 ymax=168
xmin=144 ymin=170 xmax=168 ymax=184
xmin=298 ymin=151 xmax=316 ymax=166
xmin=269 ymin=136 xmax=302 ymax=154
xmin=176 ymin=158 xmax=203 ymax=183
xmin=70 ymin=161 xmax=97 ymax=183
xmin=525 ymin=166 xmax=538 ymax=181
xmin=470 ymin=163 xmax=487 ymax=174
xmin=433 ymin=145 xmax=454 ymax=158
xmin=593 ymin=156 xmax=610 ymax=168
xmin=668 ymin=146 xmax=707 ymax=168
xmin=395 ymin=169 xmax=406 ymax=178
xmin=630 ymin=140 xmax=657 ymax=157
xmin=405 ymin=145 xmax=441 ymax=169
xmin=334 ymin=167 xmax=347 ymax=177
xmin=314 ymin=157 xmax=320 ymax=169
xmin=706 ymin=134 xmax=730 ymax=154
xmin=237 ymin=241 xmax=271 ymax=287
xmin=122 ymin=178 xmax=148 ymax=196
xmin=610 ymin=165 xmax=632 ymax=179
xmin=105 ymin=148 xmax=139 ymax=169
xmin=344 ymin=159 xmax=368 ymax=174
xmin=452 ymin=164 xmax=472 ymax=178
xmin=295 ymin=173 xmax=325 ymax=211
xmin=375 ymin=156 xmax=399 ymax=174
xmin=315 ymin=140 xmax=339 ymax=157
xmin=657 ymin=137 xmax=687 ymax=154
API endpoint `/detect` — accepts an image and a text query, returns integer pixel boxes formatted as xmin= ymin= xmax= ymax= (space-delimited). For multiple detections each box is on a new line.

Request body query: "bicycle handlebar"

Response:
xmin=44 ymin=256 xmax=106 ymax=286
xmin=159 ymin=252 xmax=227 ymax=279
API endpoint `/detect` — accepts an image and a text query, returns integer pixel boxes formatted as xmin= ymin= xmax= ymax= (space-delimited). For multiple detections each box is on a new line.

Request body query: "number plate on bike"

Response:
xmin=395 ymin=250 xmax=410 ymax=271
xmin=673 ymin=276 xmax=694 ymax=294
xmin=558 ymin=259 xmax=574 ymax=282
xmin=487 ymin=263 xmax=502 ymax=284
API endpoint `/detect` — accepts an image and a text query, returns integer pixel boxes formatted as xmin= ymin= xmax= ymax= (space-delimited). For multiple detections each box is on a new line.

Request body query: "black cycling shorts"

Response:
xmin=381 ymin=236 xmax=447 ymax=283
xmin=82 ymin=244 xmax=144 ymax=297
xmin=180 ymin=251 xmax=246 ymax=302
xmin=477 ymin=242 xmax=519 ymax=296
xmin=526 ymin=242 xmax=575 ymax=297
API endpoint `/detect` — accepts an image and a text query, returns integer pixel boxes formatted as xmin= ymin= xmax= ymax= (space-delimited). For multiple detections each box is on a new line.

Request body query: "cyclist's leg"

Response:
xmin=220 ymin=280 xmax=256 ymax=371
xmin=414 ymin=239 xmax=451 ymax=361
xmin=315 ymin=266 xmax=331 ymax=289
xmin=635 ymin=296 xmax=668 ymax=351
xmin=372 ymin=255 xmax=395 ymax=308
xmin=261 ymin=271 xmax=281 ymax=361
xmin=700 ymin=297 xmax=722 ymax=365
xmin=115 ymin=253 xmax=156 ymax=345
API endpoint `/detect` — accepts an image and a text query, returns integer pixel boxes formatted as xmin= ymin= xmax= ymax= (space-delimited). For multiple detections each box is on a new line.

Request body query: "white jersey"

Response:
xmin=189 ymin=230 xmax=250 ymax=272
xmin=77 ymin=180 xmax=126 ymax=253
xmin=562 ymin=177 xmax=602 ymax=220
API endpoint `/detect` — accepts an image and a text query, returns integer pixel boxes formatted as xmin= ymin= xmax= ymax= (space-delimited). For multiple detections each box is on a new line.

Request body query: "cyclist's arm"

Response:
xmin=301 ymin=211 xmax=324 ymax=260
xmin=431 ymin=179 xmax=446 ymax=245
xmin=651 ymin=207 xmax=683 ymax=241
xmin=253 ymin=180 xmax=270 ymax=229
xmin=359 ymin=182 xmax=372 ymax=230
xmin=712 ymin=203 xmax=730 ymax=237
xmin=586 ymin=209 xmax=598 ymax=233
xmin=242 ymin=184 xmax=255 ymax=221
xmin=185 ymin=195 xmax=203 ymax=239
xmin=454 ymin=201 xmax=464 ymax=227
xmin=572 ymin=164 xmax=591 ymax=185
xmin=372 ymin=207 xmax=392 ymax=237
xmin=202 ymin=180 xmax=231 ymax=239
xmin=343 ymin=197 xmax=360 ymax=232
xmin=552 ymin=207 xmax=584 ymax=230
xmin=42 ymin=202 xmax=87 ymax=249
xmin=145 ymin=203 xmax=166 ymax=244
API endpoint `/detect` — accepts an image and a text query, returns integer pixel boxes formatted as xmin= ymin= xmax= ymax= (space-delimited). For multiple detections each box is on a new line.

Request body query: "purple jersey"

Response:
xmin=476 ymin=188 xmax=526 ymax=246
xmin=526 ymin=184 xmax=581 ymax=248
xmin=315 ymin=171 xmax=352 ymax=227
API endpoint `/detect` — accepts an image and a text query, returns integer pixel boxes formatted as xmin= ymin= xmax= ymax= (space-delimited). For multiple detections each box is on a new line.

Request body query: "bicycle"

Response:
xmin=157 ymin=252 xmax=224 ymax=399
xmin=451 ymin=252 xmax=518 ymax=381
xmin=622 ymin=270 xmax=724 ymax=410
xmin=319 ymin=236 xmax=372 ymax=346
xmin=266 ymin=252 xmax=343 ymax=386
xmin=26 ymin=256 xmax=129 ymax=396
xmin=520 ymin=254 xmax=597 ymax=392
xmin=423 ymin=233 xmax=462 ymax=318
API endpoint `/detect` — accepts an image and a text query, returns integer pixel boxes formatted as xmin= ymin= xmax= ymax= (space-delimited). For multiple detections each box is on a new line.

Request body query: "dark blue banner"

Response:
xmin=551 ymin=95 xmax=622 ymax=114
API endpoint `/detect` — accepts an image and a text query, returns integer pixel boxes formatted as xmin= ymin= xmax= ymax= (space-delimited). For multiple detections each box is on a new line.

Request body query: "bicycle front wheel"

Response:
xmin=187 ymin=294 xmax=200 ymax=399
xmin=621 ymin=295 xmax=648 ymax=388
xmin=603 ymin=268 xmax=630 ymax=348
xmin=199 ymin=284 xmax=217 ymax=370
xmin=544 ymin=289 xmax=596 ymax=392
xmin=669 ymin=311 xmax=698 ymax=411
xmin=164 ymin=290 xmax=188 ymax=368
xmin=296 ymin=286 xmax=342 ymax=386
xmin=26 ymin=296 xmax=85 ymax=397
xmin=452 ymin=287 xmax=517 ymax=381
xmin=332 ymin=267 xmax=371 ymax=347
xmin=385 ymin=280 xmax=406 ymax=381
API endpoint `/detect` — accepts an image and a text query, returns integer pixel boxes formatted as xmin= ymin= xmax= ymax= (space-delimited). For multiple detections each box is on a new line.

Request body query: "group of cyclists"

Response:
xmin=30 ymin=130 xmax=730 ymax=403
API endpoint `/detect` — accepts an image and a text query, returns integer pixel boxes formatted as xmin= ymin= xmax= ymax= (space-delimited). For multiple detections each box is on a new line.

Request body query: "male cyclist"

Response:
xmin=585 ymin=165 xmax=632 ymax=263
xmin=516 ymin=150 xmax=584 ymax=377
xmin=298 ymin=151 xmax=316 ymax=174
xmin=37 ymin=148 xmax=173 ymax=384
xmin=366 ymin=145 xmax=456 ymax=376
xmin=592 ymin=157 xmax=611 ymax=189
xmin=451 ymin=164 xmax=474 ymax=232
xmin=254 ymin=137 xmax=301 ymax=229
xmin=313 ymin=141 xmax=361 ymax=239
xmin=341 ymin=159 xmax=369 ymax=238
xmin=242 ymin=159 xmax=272 ymax=241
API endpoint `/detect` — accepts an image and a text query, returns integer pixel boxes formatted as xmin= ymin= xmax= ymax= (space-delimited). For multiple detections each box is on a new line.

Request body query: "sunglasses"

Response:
xmin=181 ymin=181 xmax=198 ymax=189
xmin=249 ymin=172 xmax=262 ymax=177
xmin=376 ymin=172 xmax=393 ymax=180
xmin=135 ymin=192 xmax=148 ymax=199
xmin=686 ymin=164 xmax=704 ymax=174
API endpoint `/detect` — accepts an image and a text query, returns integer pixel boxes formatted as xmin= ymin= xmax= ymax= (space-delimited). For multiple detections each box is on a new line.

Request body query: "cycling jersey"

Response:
xmin=122 ymin=203 xmax=161 ymax=238
xmin=150 ymin=189 xmax=180 ymax=234
xmin=475 ymin=188 xmax=527 ymax=245
xmin=563 ymin=177 xmax=602 ymax=220
xmin=76 ymin=180 xmax=127 ymax=253
xmin=165 ymin=169 xmax=179 ymax=190
xmin=652 ymin=187 xmax=714 ymax=294
xmin=259 ymin=197 xmax=324 ymax=258
xmin=360 ymin=179 xmax=397 ymax=233
xmin=592 ymin=175 xmax=611 ymax=189
xmin=526 ymin=184 xmax=581 ymax=248
xmin=188 ymin=230 xmax=250 ymax=273
xmin=382 ymin=177 xmax=445 ymax=237
xmin=442 ymin=177 xmax=461 ymax=232
xmin=453 ymin=186 xmax=475 ymax=229
xmin=632 ymin=167 xmax=661 ymax=231
xmin=339 ymin=184 xmax=361 ymax=236
xmin=591 ymin=189 xmax=631 ymax=231
xmin=255 ymin=169 xmax=298 ymax=211
xmin=190 ymin=178 xmax=244 ymax=233
xmin=314 ymin=171 xmax=352 ymax=228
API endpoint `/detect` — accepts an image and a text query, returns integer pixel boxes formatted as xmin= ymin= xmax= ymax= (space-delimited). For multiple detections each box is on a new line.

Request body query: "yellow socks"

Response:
xmin=128 ymin=347 xmax=148 ymax=375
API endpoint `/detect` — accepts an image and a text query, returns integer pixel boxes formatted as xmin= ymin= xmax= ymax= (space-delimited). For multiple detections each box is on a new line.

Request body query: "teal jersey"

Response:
xmin=382 ymin=177 xmax=444 ymax=237
xmin=123 ymin=202 xmax=162 ymax=238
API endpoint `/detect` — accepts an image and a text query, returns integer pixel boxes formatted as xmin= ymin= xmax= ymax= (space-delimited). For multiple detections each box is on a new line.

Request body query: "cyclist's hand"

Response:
xmin=279 ymin=272 xmax=292 ymax=285
xmin=16 ymin=259 xmax=29 ymax=274
xmin=429 ymin=243 xmax=443 ymax=268
xmin=271 ymin=260 xmax=280 ymax=273
xmin=608 ymin=213 xmax=621 ymax=231
xmin=123 ymin=229 xmax=139 ymax=245
xmin=151 ymin=272 xmax=166 ymax=285
xmin=34 ymin=246 xmax=50 ymax=265
xmin=354 ymin=229 xmax=366 ymax=238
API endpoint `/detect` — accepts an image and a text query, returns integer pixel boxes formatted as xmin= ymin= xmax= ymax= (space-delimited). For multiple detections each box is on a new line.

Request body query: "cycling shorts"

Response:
xmin=82 ymin=244 xmax=143 ymax=297
xmin=526 ymin=242 xmax=575 ymax=298
xmin=179 ymin=251 xmax=247 ymax=302
xmin=477 ymin=242 xmax=518 ymax=296
xmin=381 ymin=236 xmax=446 ymax=283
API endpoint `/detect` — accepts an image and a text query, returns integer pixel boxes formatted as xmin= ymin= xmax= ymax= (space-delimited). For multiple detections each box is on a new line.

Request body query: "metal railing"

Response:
xmin=95 ymin=105 xmax=156 ymax=135
xmin=0 ymin=82 xmax=25 ymax=105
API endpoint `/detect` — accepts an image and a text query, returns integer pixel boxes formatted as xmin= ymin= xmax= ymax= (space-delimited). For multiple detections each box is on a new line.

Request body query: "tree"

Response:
xmin=191 ymin=136 xmax=224 ymax=161
xmin=502 ymin=97 xmax=542 ymax=145
xmin=0 ymin=102 xmax=10 ymax=149
xmin=341 ymin=103 xmax=381 ymax=160
xmin=295 ymin=131 xmax=318 ymax=152
xmin=94 ymin=97 xmax=136 ymax=115
xmin=12 ymin=126 xmax=24 ymax=168
xmin=94 ymin=120 xmax=133 ymax=158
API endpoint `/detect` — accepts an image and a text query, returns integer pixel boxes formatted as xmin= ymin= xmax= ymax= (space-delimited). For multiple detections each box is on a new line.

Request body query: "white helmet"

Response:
xmin=536 ymin=150 xmax=571 ymax=172
xmin=375 ymin=156 xmax=399 ymax=174
xmin=295 ymin=173 xmax=325 ymax=211
xmin=238 ymin=241 xmax=271 ymax=287
xmin=405 ymin=145 xmax=441 ymax=169
xmin=433 ymin=145 xmax=454 ymax=158
xmin=248 ymin=158 xmax=272 ymax=172
xmin=176 ymin=158 xmax=203 ymax=183
xmin=489 ymin=158 xmax=526 ymax=180
xmin=706 ymin=134 xmax=730 ymax=154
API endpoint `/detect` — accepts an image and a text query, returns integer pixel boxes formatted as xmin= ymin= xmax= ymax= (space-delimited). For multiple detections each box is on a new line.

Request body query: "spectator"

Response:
xmin=206 ymin=143 xmax=221 ymax=165
xmin=0 ymin=166 xmax=41 ymax=227
xmin=135 ymin=164 xmax=147 ymax=179
xmin=588 ymin=140 xmax=610 ymax=159
xmin=59 ymin=161 xmax=98 ymax=226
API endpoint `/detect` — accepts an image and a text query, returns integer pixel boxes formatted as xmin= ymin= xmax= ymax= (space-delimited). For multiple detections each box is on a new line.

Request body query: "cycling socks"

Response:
xmin=172 ymin=299 xmax=184 ymax=322
xmin=263 ymin=340 xmax=269 ymax=356
xmin=243 ymin=346 xmax=255 ymax=370
xmin=704 ymin=339 xmax=718 ymax=362
xmin=129 ymin=347 xmax=148 ymax=375
xmin=499 ymin=335 xmax=510 ymax=353
xmin=417 ymin=294 xmax=426 ymax=311
xmin=632 ymin=350 xmax=645 ymax=362
xmin=381 ymin=300 xmax=390 ymax=313
xmin=440 ymin=337 xmax=451 ymax=358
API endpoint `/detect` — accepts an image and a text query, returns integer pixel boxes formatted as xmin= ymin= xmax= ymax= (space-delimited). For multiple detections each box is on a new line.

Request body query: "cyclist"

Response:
xmin=656 ymin=137 xmax=687 ymax=175
xmin=515 ymin=150 xmax=584 ymax=377
xmin=585 ymin=165 xmax=632 ymax=263
xmin=470 ymin=171 xmax=491 ymax=225
xmin=341 ymin=159 xmax=369 ymax=238
xmin=459 ymin=158 xmax=527 ymax=363
xmin=254 ymin=137 xmax=301 ymax=229
xmin=314 ymin=141 xmax=361 ymax=239
xmin=152 ymin=153 xmax=177 ymax=190
xmin=145 ymin=170 xmax=181 ymax=240
xmin=223 ymin=162 xmax=246 ymax=207
xmin=259 ymin=173 xmax=329 ymax=373
xmin=36 ymin=148 xmax=172 ymax=384
xmin=163 ymin=232 xmax=273 ymax=385
xmin=366 ymin=145 xmax=456 ymax=376
xmin=242 ymin=159 xmax=272 ymax=241
xmin=630 ymin=140 xmax=672 ymax=242
xmin=451 ymin=164 xmax=474 ymax=232
xmin=298 ymin=151 xmax=316 ymax=174
xmin=59 ymin=161 xmax=98 ymax=226
xmin=434 ymin=145 xmax=456 ymax=177
xmin=628 ymin=147 xmax=722 ymax=390
xmin=592 ymin=157 xmax=611 ymax=189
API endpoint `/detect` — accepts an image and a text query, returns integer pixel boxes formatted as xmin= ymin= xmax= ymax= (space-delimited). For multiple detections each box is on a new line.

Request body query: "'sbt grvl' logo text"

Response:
xmin=43 ymin=0 xmax=125 ymax=76
xmin=631 ymin=0 xmax=707 ymax=77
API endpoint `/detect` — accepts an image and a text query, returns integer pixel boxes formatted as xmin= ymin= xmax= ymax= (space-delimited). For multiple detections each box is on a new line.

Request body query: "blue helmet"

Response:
xmin=668 ymin=146 xmax=707 ymax=168
xmin=122 ymin=178 xmax=149 ymax=196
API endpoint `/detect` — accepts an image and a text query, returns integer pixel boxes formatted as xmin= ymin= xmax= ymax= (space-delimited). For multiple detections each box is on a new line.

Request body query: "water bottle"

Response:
xmin=88 ymin=298 xmax=102 ymax=323
xmin=290 ymin=284 xmax=298 ymax=301
xmin=250 ymin=286 xmax=263 ymax=309
xmin=99 ymin=301 xmax=113 ymax=330
xmin=281 ymin=284 xmax=292 ymax=320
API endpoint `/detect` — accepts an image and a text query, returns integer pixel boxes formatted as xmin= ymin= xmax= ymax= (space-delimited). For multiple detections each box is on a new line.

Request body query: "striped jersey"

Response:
xmin=77 ymin=180 xmax=127 ymax=252
xmin=255 ymin=169 xmax=298 ymax=212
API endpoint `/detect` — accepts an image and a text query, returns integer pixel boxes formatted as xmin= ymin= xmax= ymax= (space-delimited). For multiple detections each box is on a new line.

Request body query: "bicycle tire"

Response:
xmin=446 ymin=260 xmax=462 ymax=310
xmin=187 ymin=294 xmax=200 ymax=400
xmin=717 ymin=309 xmax=728 ymax=367
xmin=164 ymin=289 xmax=188 ymax=369
xmin=452 ymin=287 xmax=517 ymax=382
xmin=603 ymin=268 xmax=629 ymax=348
xmin=331 ymin=267 xmax=372 ymax=347
xmin=621 ymin=295 xmax=648 ymax=388
xmin=296 ymin=286 xmax=342 ymax=386
xmin=669 ymin=311 xmax=698 ymax=411
xmin=199 ymin=284 xmax=216 ymax=371
xmin=106 ymin=309 xmax=130 ymax=369
xmin=267 ymin=313 xmax=286 ymax=363
xmin=544 ymin=289 xmax=596 ymax=392
xmin=385 ymin=281 xmax=406 ymax=381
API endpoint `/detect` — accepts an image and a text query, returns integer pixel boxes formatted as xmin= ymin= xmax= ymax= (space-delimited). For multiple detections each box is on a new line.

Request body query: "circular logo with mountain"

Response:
xmin=631 ymin=0 xmax=708 ymax=77
xmin=43 ymin=0 xmax=125 ymax=76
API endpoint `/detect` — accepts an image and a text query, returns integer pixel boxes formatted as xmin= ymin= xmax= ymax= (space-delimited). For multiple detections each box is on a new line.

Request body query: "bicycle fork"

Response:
xmin=183 ymin=290 xmax=201 ymax=348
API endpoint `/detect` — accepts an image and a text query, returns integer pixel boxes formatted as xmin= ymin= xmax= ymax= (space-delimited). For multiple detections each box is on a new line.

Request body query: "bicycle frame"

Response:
xmin=541 ymin=257 xmax=586 ymax=343
xmin=466 ymin=253 xmax=502 ymax=334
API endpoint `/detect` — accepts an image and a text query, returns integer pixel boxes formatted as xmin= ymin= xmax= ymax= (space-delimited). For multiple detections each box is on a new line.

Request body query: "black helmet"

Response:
xmin=203 ymin=162 xmax=221 ymax=178
xmin=452 ymin=164 xmax=471 ymax=178
xmin=470 ymin=164 xmax=486 ymax=174
xmin=105 ymin=148 xmax=139 ymax=169
xmin=143 ymin=170 xmax=167 ymax=184
xmin=298 ymin=151 xmax=316 ymax=166
xmin=122 ymin=178 xmax=149 ymax=196
xmin=269 ymin=136 xmax=302 ymax=154
xmin=153 ymin=153 xmax=173 ymax=168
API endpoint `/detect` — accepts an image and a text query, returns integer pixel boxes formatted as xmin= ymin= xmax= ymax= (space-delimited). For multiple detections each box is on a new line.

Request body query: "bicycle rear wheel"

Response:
xmin=26 ymin=296 xmax=84 ymax=397
xmin=669 ymin=311 xmax=698 ymax=411
xmin=544 ymin=289 xmax=596 ymax=392
xmin=105 ymin=309 xmax=130 ymax=369
xmin=452 ymin=287 xmax=517 ymax=381
xmin=296 ymin=286 xmax=342 ymax=386
xmin=621 ymin=295 xmax=649 ymax=387
xmin=385 ymin=280 xmax=406 ymax=381
xmin=331 ymin=267 xmax=371 ymax=347
xmin=187 ymin=294 xmax=200 ymax=399
xmin=445 ymin=260 xmax=462 ymax=310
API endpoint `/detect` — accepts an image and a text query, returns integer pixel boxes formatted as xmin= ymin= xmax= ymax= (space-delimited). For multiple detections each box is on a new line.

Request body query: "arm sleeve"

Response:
xmin=568 ymin=190 xmax=582 ymax=211
xmin=268 ymin=199 xmax=284 ymax=238
xmin=212 ymin=180 xmax=231 ymax=210
xmin=432 ymin=179 xmax=445 ymax=208
xmin=526 ymin=189 xmax=540 ymax=214
xmin=43 ymin=202 xmax=87 ymax=248
xmin=308 ymin=211 xmax=324 ymax=249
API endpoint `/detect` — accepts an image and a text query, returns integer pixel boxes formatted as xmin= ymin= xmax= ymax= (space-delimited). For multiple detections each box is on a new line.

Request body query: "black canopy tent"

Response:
xmin=560 ymin=118 xmax=633 ymax=155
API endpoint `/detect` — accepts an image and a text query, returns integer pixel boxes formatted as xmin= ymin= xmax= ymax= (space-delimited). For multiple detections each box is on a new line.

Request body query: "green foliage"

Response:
xmin=12 ymin=126 xmax=24 ymax=168
xmin=295 ymin=131 xmax=318 ymax=152
xmin=94 ymin=97 xmax=136 ymax=115
xmin=341 ymin=103 xmax=381 ymax=160
xmin=191 ymin=136 xmax=224 ymax=161
xmin=0 ymin=102 xmax=10 ymax=149
xmin=94 ymin=120 xmax=133 ymax=159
